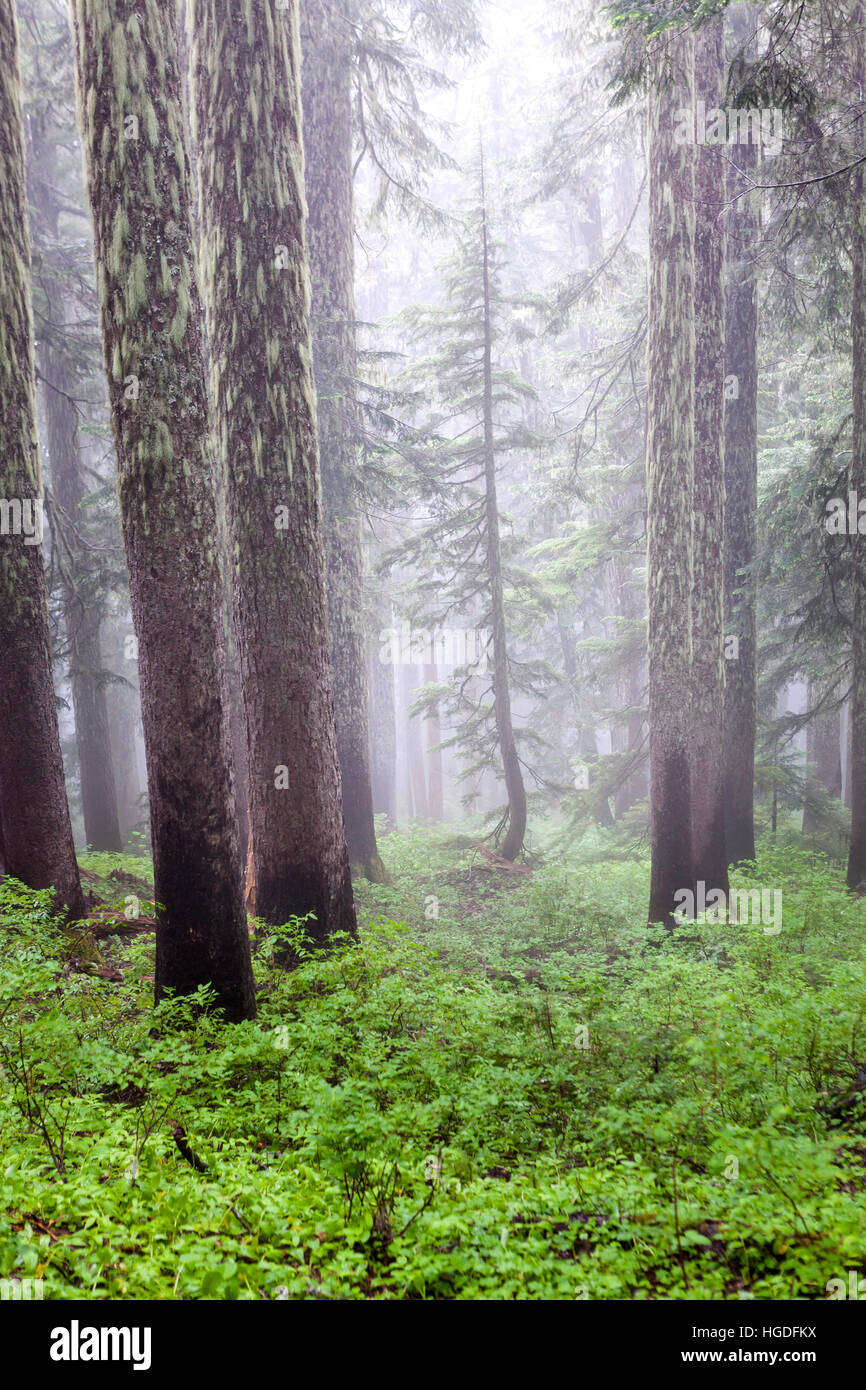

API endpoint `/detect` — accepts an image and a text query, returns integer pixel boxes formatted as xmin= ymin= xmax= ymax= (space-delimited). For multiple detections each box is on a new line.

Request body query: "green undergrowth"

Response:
xmin=1 ymin=834 xmax=865 ymax=1299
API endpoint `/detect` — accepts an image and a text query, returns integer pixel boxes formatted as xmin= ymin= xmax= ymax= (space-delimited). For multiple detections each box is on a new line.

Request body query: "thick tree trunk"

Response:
xmin=72 ymin=0 xmax=255 ymax=1019
xmin=188 ymin=0 xmax=356 ymax=941
xmin=480 ymin=164 xmax=526 ymax=862
xmin=691 ymin=19 xmax=729 ymax=897
xmin=0 ymin=0 xmax=85 ymax=921
xmin=300 ymin=0 xmax=386 ymax=883
xmin=849 ymin=12 xmax=866 ymax=887
xmin=646 ymin=32 xmax=695 ymax=924
xmin=723 ymin=10 xmax=760 ymax=868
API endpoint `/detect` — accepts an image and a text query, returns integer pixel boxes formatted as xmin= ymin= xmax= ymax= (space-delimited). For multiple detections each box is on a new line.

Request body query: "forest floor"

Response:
xmin=1 ymin=826 xmax=865 ymax=1299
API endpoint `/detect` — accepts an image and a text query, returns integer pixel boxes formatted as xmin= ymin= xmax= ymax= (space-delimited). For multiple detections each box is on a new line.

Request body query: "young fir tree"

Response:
xmin=188 ymin=0 xmax=356 ymax=943
xmin=646 ymin=29 xmax=695 ymax=926
xmin=71 ymin=0 xmax=255 ymax=1020
xmin=0 ymin=0 xmax=85 ymax=920
xmin=395 ymin=159 xmax=534 ymax=860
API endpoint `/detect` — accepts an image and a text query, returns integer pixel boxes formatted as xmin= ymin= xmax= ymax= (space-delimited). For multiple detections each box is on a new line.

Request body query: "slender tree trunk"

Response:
xmin=849 ymin=6 xmax=866 ymax=887
xmin=803 ymin=680 xmax=843 ymax=834
xmin=369 ymin=607 xmax=397 ymax=821
xmin=72 ymin=0 xmax=255 ymax=1019
xmin=0 ymin=0 xmax=84 ymax=921
xmin=691 ymin=19 xmax=729 ymax=897
xmin=646 ymin=32 xmax=695 ymax=924
xmin=723 ymin=9 xmax=760 ymax=867
xmin=188 ymin=0 xmax=356 ymax=942
xmin=30 ymin=108 xmax=123 ymax=853
xmin=105 ymin=614 xmax=143 ymax=843
xmin=480 ymin=161 xmax=527 ymax=861
xmin=425 ymin=662 xmax=445 ymax=821
xmin=300 ymin=0 xmax=387 ymax=883
xmin=34 ymin=291 xmax=123 ymax=852
xmin=844 ymin=697 xmax=853 ymax=810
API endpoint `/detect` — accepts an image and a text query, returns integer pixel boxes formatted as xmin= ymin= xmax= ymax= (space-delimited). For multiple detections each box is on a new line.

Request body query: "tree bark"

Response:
xmin=188 ymin=0 xmax=357 ymax=942
xmin=369 ymin=604 xmax=397 ymax=821
xmin=0 ymin=0 xmax=85 ymax=921
xmin=300 ymin=0 xmax=387 ymax=883
xmin=723 ymin=9 xmax=760 ymax=868
xmin=646 ymin=32 xmax=695 ymax=924
xmin=71 ymin=0 xmax=255 ymax=1019
xmin=424 ymin=662 xmax=445 ymax=821
xmin=803 ymin=680 xmax=843 ymax=834
xmin=849 ymin=5 xmax=866 ymax=887
xmin=691 ymin=18 xmax=729 ymax=897
xmin=480 ymin=159 xmax=527 ymax=862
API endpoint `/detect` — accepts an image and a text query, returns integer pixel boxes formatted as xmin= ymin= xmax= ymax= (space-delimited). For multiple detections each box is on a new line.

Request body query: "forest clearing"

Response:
xmin=0 ymin=0 xmax=865 ymax=1347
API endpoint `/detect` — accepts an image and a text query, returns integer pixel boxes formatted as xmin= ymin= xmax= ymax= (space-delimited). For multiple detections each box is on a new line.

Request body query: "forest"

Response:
xmin=0 ymin=0 xmax=865 ymax=1329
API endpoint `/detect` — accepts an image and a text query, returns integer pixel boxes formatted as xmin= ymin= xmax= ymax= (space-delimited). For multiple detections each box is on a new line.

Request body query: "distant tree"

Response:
xmin=28 ymin=70 xmax=123 ymax=853
xmin=189 ymin=0 xmax=356 ymax=942
xmin=0 ymin=0 xmax=84 ymax=920
xmin=71 ymin=0 xmax=255 ymax=1019
xmin=393 ymin=160 xmax=537 ymax=859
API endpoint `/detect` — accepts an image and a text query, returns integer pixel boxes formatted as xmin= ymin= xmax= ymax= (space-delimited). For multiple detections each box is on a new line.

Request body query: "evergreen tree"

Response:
xmin=393 ymin=161 xmax=537 ymax=858
xmin=691 ymin=14 xmax=729 ymax=896
xmin=71 ymin=0 xmax=255 ymax=1019
xmin=646 ymin=28 xmax=695 ymax=924
xmin=301 ymin=0 xmax=388 ymax=882
xmin=28 ymin=70 xmax=123 ymax=853
xmin=723 ymin=3 xmax=761 ymax=867
xmin=189 ymin=0 xmax=357 ymax=943
xmin=0 ymin=0 xmax=84 ymax=921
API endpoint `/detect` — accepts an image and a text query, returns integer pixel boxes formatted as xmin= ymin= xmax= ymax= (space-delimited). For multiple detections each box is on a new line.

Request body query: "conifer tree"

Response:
xmin=301 ymin=0 xmax=387 ymax=882
xmin=0 ymin=0 xmax=84 ymax=921
xmin=646 ymin=29 xmax=695 ymax=925
xmin=394 ymin=161 xmax=534 ymax=859
xmin=691 ymin=15 xmax=729 ymax=897
xmin=189 ymin=0 xmax=356 ymax=941
xmin=71 ymin=0 xmax=255 ymax=1019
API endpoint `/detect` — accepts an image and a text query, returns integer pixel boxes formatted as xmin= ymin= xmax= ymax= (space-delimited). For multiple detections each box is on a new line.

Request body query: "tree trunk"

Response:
xmin=72 ymin=0 xmax=255 ymax=1019
xmin=35 ymin=307 xmax=123 ymax=853
xmin=849 ymin=6 xmax=866 ymax=887
xmin=425 ymin=662 xmax=445 ymax=821
xmin=803 ymin=680 xmax=843 ymax=834
xmin=646 ymin=32 xmax=695 ymax=924
xmin=28 ymin=97 xmax=123 ymax=855
xmin=0 ymin=0 xmax=85 ymax=921
xmin=691 ymin=18 xmax=729 ymax=897
xmin=723 ymin=7 xmax=760 ymax=868
xmin=480 ymin=160 xmax=527 ymax=862
xmin=188 ymin=0 xmax=357 ymax=942
xmin=300 ymin=0 xmax=387 ymax=883
xmin=369 ymin=606 xmax=397 ymax=821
